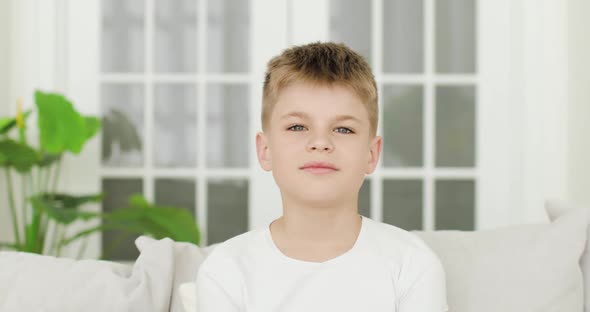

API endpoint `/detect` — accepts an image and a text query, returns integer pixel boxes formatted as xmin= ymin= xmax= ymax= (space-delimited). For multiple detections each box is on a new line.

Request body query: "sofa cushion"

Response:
xmin=412 ymin=208 xmax=587 ymax=312
xmin=0 ymin=236 xmax=216 ymax=312
xmin=546 ymin=199 xmax=590 ymax=312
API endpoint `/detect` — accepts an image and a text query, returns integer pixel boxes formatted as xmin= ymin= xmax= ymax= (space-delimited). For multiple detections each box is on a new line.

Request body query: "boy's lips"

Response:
xmin=300 ymin=161 xmax=339 ymax=174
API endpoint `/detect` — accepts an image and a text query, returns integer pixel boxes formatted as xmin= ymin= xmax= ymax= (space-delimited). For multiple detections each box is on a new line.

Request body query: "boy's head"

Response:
xmin=256 ymin=42 xmax=382 ymax=206
xmin=261 ymin=42 xmax=378 ymax=137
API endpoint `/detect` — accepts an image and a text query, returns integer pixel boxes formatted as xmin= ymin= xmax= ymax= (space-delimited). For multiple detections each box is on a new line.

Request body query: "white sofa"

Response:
xmin=1 ymin=202 xmax=588 ymax=312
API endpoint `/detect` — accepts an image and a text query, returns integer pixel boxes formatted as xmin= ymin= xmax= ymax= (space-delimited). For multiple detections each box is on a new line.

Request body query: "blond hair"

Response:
xmin=262 ymin=42 xmax=378 ymax=136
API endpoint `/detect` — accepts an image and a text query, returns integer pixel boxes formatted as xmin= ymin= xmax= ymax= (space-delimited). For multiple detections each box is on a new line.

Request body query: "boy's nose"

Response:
xmin=306 ymin=138 xmax=334 ymax=152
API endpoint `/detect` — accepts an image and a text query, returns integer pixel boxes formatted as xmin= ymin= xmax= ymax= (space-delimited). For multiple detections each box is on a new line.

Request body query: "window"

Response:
xmin=65 ymin=0 xmax=517 ymax=260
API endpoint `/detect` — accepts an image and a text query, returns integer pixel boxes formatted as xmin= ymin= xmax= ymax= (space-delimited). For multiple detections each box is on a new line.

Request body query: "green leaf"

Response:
xmin=0 ymin=110 xmax=32 ymax=134
xmin=103 ymin=194 xmax=200 ymax=244
xmin=0 ymin=139 xmax=39 ymax=172
xmin=0 ymin=117 xmax=11 ymax=133
xmin=30 ymin=193 xmax=104 ymax=225
xmin=35 ymin=90 xmax=99 ymax=155
xmin=84 ymin=116 xmax=101 ymax=140
xmin=101 ymin=109 xmax=141 ymax=160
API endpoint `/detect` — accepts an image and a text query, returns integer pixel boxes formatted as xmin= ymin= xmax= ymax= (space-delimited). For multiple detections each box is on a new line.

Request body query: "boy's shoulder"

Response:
xmin=362 ymin=217 xmax=439 ymax=262
xmin=198 ymin=227 xmax=266 ymax=272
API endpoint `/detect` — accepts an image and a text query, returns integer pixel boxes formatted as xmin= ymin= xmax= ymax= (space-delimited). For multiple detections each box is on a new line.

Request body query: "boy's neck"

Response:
xmin=272 ymin=202 xmax=362 ymax=244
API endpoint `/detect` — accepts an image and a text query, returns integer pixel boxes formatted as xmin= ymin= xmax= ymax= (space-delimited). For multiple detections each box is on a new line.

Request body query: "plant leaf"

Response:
xmin=30 ymin=193 xmax=104 ymax=225
xmin=84 ymin=116 xmax=101 ymax=140
xmin=0 ymin=139 xmax=39 ymax=172
xmin=101 ymin=109 xmax=141 ymax=160
xmin=0 ymin=110 xmax=32 ymax=134
xmin=103 ymin=194 xmax=200 ymax=244
xmin=35 ymin=90 xmax=96 ymax=154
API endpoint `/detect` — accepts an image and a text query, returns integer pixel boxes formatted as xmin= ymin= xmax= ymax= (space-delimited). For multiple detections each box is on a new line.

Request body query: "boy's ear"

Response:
xmin=366 ymin=135 xmax=382 ymax=174
xmin=256 ymin=132 xmax=272 ymax=171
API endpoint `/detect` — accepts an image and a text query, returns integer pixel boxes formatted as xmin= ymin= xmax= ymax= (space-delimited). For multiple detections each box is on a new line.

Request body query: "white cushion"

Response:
xmin=0 ymin=236 xmax=218 ymax=312
xmin=179 ymin=282 xmax=197 ymax=312
xmin=546 ymin=199 xmax=590 ymax=312
xmin=413 ymin=207 xmax=588 ymax=312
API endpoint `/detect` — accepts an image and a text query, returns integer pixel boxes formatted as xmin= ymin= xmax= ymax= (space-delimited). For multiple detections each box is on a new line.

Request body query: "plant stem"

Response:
xmin=40 ymin=165 xmax=54 ymax=243
xmin=76 ymin=236 xmax=90 ymax=259
xmin=36 ymin=166 xmax=41 ymax=195
xmin=52 ymin=156 xmax=61 ymax=193
xmin=44 ymin=162 xmax=52 ymax=193
xmin=38 ymin=167 xmax=50 ymax=250
xmin=48 ymin=157 xmax=63 ymax=255
xmin=4 ymin=168 xmax=21 ymax=246
xmin=56 ymin=225 xmax=66 ymax=257
xmin=50 ymin=223 xmax=61 ymax=256
xmin=26 ymin=170 xmax=41 ymax=253
xmin=21 ymin=173 xmax=27 ymax=236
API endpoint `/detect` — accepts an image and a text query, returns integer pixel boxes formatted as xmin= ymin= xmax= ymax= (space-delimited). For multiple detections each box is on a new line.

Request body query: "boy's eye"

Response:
xmin=287 ymin=124 xmax=306 ymax=131
xmin=335 ymin=127 xmax=353 ymax=134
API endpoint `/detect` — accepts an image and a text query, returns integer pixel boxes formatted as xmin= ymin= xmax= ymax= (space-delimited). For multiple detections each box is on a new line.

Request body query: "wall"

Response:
xmin=568 ymin=0 xmax=590 ymax=207
xmin=0 ymin=0 xmax=12 ymax=243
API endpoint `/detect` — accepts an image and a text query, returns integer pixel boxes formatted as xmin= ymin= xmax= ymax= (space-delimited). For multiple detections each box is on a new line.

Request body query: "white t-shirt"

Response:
xmin=196 ymin=216 xmax=449 ymax=312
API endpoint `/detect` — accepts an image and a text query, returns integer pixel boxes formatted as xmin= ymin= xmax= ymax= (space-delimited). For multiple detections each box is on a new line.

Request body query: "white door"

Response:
xmin=63 ymin=0 xmax=517 ymax=260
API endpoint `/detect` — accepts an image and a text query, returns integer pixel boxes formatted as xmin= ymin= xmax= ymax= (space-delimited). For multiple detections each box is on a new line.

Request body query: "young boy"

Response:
xmin=196 ymin=42 xmax=448 ymax=311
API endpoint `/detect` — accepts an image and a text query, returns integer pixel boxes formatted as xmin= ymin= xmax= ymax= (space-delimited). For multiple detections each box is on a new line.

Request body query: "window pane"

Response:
xmin=382 ymin=85 xmax=423 ymax=167
xmin=155 ymin=178 xmax=196 ymax=217
xmin=329 ymin=0 xmax=372 ymax=64
xmin=102 ymin=178 xmax=143 ymax=261
xmin=435 ymin=0 xmax=476 ymax=73
xmin=101 ymin=84 xmax=144 ymax=167
xmin=101 ymin=0 xmax=144 ymax=72
xmin=207 ymin=0 xmax=250 ymax=73
xmin=382 ymin=179 xmax=423 ymax=230
xmin=435 ymin=180 xmax=475 ymax=230
xmin=435 ymin=86 xmax=476 ymax=167
xmin=206 ymin=84 xmax=249 ymax=168
xmin=207 ymin=179 xmax=249 ymax=244
xmin=154 ymin=0 xmax=198 ymax=73
xmin=358 ymin=179 xmax=371 ymax=218
xmin=154 ymin=84 xmax=197 ymax=167
xmin=383 ymin=0 xmax=423 ymax=73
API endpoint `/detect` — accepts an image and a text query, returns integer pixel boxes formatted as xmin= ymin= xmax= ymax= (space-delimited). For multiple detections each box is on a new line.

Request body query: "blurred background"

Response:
xmin=0 ymin=0 xmax=588 ymax=261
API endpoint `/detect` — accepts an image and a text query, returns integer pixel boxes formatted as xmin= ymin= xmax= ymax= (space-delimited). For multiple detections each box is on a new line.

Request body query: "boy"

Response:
xmin=196 ymin=42 xmax=448 ymax=311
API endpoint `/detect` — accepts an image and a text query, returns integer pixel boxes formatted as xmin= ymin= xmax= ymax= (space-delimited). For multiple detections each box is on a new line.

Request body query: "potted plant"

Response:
xmin=0 ymin=90 xmax=200 ymax=259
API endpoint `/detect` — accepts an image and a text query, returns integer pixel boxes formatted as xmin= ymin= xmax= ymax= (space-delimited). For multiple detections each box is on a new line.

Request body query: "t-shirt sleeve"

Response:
xmin=195 ymin=248 xmax=245 ymax=312
xmin=396 ymin=247 xmax=449 ymax=312
xmin=195 ymin=267 xmax=242 ymax=312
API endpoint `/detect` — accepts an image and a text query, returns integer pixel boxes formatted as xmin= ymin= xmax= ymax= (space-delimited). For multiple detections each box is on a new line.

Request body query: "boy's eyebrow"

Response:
xmin=280 ymin=111 xmax=362 ymax=123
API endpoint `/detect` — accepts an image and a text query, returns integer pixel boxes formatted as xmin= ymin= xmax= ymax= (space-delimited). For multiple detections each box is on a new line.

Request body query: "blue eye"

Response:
xmin=287 ymin=124 xmax=306 ymax=131
xmin=335 ymin=127 xmax=354 ymax=134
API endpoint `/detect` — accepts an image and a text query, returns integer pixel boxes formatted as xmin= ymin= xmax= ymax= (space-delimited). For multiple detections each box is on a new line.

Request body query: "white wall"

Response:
xmin=0 ymin=0 xmax=13 ymax=243
xmin=568 ymin=0 xmax=590 ymax=207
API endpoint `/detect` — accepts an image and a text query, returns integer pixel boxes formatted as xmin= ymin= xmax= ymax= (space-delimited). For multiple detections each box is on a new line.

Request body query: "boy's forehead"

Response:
xmin=278 ymin=110 xmax=363 ymax=124
xmin=273 ymin=83 xmax=366 ymax=115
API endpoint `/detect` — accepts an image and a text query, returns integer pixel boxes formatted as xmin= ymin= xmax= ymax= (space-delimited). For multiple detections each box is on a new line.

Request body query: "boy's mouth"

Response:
xmin=300 ymin=161 xmax=339 ymax=174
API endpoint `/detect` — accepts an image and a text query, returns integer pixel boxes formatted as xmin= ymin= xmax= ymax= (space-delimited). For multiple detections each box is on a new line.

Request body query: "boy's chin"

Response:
xmin=290 ymin=189 xmax=351 ymax=206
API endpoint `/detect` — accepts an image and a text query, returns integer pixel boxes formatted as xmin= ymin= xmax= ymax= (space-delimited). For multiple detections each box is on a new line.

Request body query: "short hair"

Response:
xmin=262 ymin=42 xmax=378 ymax=137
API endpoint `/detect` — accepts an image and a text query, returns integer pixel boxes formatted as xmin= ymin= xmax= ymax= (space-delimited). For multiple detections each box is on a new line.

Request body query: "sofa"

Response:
xmin=1 ymin=201 xmax=588 ymax=312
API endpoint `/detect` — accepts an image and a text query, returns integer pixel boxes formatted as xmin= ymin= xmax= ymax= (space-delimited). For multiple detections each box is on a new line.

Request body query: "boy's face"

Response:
xmin=256 ymin=82 xmax=382 ymax=205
